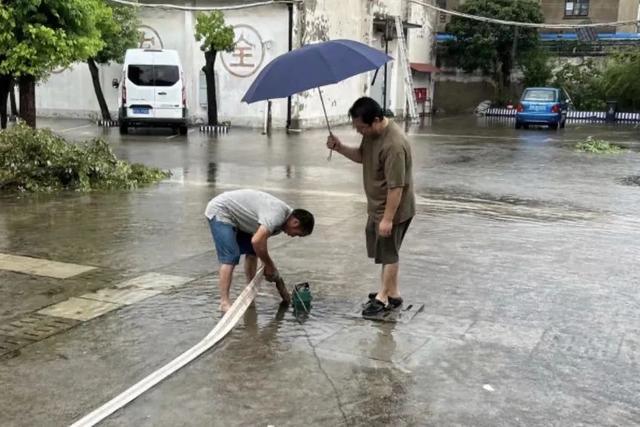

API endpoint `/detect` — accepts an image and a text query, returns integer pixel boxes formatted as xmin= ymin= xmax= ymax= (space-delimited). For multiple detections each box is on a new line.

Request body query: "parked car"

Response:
xmin=515 ymin=87 xmax=570 ymax=130
xmin=114 ymin=49 xmax=188 ymax=135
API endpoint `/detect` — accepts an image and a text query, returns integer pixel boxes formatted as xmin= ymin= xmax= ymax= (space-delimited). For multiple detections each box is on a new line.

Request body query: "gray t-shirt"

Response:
xmin=204 ymin=189 xmax=292 ymax=235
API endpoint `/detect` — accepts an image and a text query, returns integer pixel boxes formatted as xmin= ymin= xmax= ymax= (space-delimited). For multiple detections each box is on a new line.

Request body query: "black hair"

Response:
xmin=348 ymin=97 xmax=384 ymax=125
xmin=292 ymin=209 xmax=314 ymax=236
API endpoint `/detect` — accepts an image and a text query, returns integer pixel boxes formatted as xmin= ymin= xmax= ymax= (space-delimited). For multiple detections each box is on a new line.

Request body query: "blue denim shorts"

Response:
xmin=208 ymin=217 xmax=256 ymax=265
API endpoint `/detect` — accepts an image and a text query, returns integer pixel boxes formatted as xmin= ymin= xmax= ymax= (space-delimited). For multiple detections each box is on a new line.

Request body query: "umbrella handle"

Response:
xmin=317 ymin=88 xmax=334 ymax=161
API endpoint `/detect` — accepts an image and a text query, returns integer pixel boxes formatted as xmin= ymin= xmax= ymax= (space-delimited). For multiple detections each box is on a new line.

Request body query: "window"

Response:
xmin=127 ymin=65 xmax=179 ymax=86
xmin=564 ymin=0 xmax=589 ymax=17
xmin=523 ymin=89 xmax=557 ymax=102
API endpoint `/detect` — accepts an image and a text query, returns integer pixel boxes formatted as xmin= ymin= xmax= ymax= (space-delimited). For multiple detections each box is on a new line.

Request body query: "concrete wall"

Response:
xmin=433 ymin=75 xmax=496 ymax=114
xmin=617 ymin=0 xmax=640 ymax=32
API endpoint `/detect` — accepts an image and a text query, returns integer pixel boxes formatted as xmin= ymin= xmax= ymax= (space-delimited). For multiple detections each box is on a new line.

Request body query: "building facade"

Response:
xmin=540 ymin=0 xmax=639 ymax=33
xmin=33 ymin=0 xmax=435 ymax=129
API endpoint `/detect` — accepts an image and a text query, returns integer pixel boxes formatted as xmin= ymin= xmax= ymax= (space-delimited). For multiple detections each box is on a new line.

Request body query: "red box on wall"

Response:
xmin=414 ymin=88 xmax=427 ymax=103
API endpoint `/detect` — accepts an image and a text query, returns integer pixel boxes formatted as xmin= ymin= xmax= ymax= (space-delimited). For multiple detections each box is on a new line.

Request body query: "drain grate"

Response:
xmin=0 ymin=334 xmax=34 ymax=358
xmin=0 ymin=314 xmax=79 ymax=357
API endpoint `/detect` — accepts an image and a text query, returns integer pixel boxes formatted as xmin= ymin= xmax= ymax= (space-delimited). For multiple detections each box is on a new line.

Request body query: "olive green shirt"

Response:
xmin=359 ymin=120 xmax=415 ymax=223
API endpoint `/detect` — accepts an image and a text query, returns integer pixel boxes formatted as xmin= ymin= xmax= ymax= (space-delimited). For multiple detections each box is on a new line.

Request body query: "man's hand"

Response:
xmin=326 ymin=134 xmax=342 ymax=152
xmin=378 ymin=218 xmax=393 ymax=238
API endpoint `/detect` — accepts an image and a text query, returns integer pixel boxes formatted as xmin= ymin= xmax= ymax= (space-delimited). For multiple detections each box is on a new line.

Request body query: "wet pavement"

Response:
xmin=1 ymin=116 xmax=639 ymax=426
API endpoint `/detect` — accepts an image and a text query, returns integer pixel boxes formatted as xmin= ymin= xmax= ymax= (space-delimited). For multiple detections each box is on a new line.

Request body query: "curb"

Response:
xmin=98 ymin=120 xmax=119 ymax=127
xmin=200 ymin=124 xmax=230 ymax=134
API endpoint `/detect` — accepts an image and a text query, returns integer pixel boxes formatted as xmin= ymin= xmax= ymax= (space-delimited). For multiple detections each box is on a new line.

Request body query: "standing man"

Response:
xmin=326 ymin=97 xmax=415 ymax=317
xmin=205 ymin=189 xmax=315 ymax=313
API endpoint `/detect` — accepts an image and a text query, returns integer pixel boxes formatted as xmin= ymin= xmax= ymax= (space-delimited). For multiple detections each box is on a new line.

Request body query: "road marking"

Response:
xmin=58 ymin=124 xmax=93 ymax=133
xmin=37 ymin=297 xmax=122 ymax=321
xmin=114 ymin=272 xmax=193 ymax=290
xmin=0 ymin=253 xmax=96 ymax=279
xmin=79 ymin=287 xmax=162 ymax=306
xmin=166 ymin=134 xmax=179 ymax=140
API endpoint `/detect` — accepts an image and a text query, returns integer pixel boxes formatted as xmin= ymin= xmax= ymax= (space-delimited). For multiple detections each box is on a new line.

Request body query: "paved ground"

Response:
xmin=1 ymin=116 xmax=639 ymax=426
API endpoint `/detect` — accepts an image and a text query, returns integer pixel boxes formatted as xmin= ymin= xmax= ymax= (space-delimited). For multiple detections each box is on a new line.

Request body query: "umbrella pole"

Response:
xmin=317 ymin=88 xmax=334 ymax=160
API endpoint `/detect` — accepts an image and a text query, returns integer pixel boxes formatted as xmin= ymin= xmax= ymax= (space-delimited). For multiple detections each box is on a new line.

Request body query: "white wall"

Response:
xmin=33 ymin=0 xmax=432 ymax=128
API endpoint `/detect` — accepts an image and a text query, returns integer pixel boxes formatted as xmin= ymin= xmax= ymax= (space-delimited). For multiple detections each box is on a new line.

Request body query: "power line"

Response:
xmin=106 ymin=0 xmax=297 ymax=11
xmin=409 ymin=0 xmax=640 ymax=29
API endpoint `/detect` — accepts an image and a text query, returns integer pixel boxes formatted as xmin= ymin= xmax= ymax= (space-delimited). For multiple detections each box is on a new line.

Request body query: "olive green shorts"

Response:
xmin=365 ymin=217 xmax=412 ymax=265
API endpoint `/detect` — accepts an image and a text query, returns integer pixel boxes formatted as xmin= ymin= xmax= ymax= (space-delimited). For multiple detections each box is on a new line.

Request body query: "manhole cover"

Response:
xmin=346 ymin=302 xmax=424 ymax=323
xmin=618 ymin=176 xmax=640 ymax=186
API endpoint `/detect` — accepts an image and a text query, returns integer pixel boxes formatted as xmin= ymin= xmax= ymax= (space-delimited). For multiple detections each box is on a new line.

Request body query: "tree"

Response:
xmin=601 ymin=49 xmax=640 ymax=111
xmin=89 ymin=4 xmax=139 ymax=121
xmin=519 ymin=47 xmax=553 ymax=88
xmin=445 ymin=0 xmax=544 ymax=98
xmin=194 ymin=11 xmax=235 ymax=126
xmin=0 ymin=0 xmax=104 ymax=128
xmin=551 ymin=60 xmax=605 ymax=111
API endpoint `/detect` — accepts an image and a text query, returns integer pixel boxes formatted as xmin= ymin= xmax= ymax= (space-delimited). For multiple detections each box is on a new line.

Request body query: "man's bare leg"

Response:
xmin=376 ymin=262 xmax=400 ymax=304
xmin=219 ymin=263 xmax=235 ymax=312
xmin=244 ymin=255 xmax=257 ymax=282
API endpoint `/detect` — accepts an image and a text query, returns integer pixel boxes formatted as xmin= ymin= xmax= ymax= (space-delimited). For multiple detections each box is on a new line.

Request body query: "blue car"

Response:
xmin=515 ymin=87 xmax=569 ymax=130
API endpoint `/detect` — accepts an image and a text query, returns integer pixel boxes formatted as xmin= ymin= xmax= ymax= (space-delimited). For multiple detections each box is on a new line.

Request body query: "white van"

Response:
xmin=116 ymin=49 xmax=188 ymax=135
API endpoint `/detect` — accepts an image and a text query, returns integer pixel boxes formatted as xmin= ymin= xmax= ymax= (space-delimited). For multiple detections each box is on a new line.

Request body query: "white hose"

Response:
xmin=70 ymin=267 xmax=264 ymax=427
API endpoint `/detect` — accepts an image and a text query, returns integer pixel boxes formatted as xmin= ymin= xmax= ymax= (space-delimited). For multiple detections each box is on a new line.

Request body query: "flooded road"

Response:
xmin=1 ymin=116 xmax=639 ymax=426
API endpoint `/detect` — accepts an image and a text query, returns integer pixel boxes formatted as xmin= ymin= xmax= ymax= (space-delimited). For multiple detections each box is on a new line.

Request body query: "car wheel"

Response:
xmin=119 ymin=122 xmax=128 ymax=135
xmin=549 ymin=123 xmax=559 ymax=130
xmin=515 ymin=121 xmax=522 ymax=129
xmin=179 ymin=126 xmax=188 ymax=136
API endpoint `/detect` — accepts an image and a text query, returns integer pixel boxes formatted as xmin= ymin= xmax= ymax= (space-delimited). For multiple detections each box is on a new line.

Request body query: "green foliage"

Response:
xmin=551 ymin=60 xmax=605 ymax=111
xmin=0 ymin=124 xmax=169 ymax=192
xmin=575 ymin=136 xmax=623 ymax=154
xmin=445 ymin=0 xmax=544 ymax=86
xmin=0 ymin=0 xmax=104 ymax=79
xmin=601 ymin=49 xmax=640 ymax=111
xmin=93 ymin=4 xmax=140 ymax=65
xmin=520 ymin=48 xmax=552 ymax=88
xmin=194 ymin=11 xmax=235 ymax=53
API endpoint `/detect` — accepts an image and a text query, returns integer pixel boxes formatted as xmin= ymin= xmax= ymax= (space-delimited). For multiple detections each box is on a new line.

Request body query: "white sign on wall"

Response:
xmin=220 ymin=24 xmax=265 ymax=78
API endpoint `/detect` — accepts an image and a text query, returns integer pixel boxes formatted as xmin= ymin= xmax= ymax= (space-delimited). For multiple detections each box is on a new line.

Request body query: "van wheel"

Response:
xmin=179 ymin=126 xmax=188 ymax=136
xmin=119 ymin=122 xmax=128 ymax=135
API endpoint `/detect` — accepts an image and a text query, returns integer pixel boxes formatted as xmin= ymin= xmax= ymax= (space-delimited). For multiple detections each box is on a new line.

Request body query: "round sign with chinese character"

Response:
xmin=221 ymin=25 xmax=265 ymax=78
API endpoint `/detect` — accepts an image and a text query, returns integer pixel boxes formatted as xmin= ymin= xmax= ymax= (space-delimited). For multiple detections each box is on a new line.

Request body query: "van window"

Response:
xmin=523 ymin=89 xmax=556 ymax=102
xmin=128 ymin=65 xmax=154 ymax=86
xmin=127 ymin=65 xmax=179 ymax=86
xmin=154 ymin=66 xmax=179 ymax=86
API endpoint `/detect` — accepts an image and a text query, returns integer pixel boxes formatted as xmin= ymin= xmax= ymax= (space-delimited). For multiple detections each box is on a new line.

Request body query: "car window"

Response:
xmin=127 ymin=65 xmax=179 ymax=86
xmin=128 ymin=65 xmax=154 ymax=86
xmin=523 ymin=89 xmax=556 ymax=102
xmin=154 ymin=65 xmax=179 ymax=87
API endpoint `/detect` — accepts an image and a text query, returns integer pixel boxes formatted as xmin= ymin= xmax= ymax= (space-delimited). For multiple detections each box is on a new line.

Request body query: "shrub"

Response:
xmin=0 ymin=124 xmax=169 ymax=192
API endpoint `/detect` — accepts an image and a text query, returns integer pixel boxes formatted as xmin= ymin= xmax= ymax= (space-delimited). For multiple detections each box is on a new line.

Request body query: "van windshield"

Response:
xmin=523 ymin=89 xmax=556 ymax=102
xmin=128 ymin=65 xmax=179 ymax=87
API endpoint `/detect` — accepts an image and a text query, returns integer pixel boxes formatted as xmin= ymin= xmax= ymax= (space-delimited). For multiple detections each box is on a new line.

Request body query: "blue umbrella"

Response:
xmin=242 ymin=39 xmax=392 ymax=157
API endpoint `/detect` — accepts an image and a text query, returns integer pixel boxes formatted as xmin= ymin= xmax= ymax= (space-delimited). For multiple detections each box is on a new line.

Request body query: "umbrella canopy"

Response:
xmin=242 ymin=39 xmax=392 ymax=104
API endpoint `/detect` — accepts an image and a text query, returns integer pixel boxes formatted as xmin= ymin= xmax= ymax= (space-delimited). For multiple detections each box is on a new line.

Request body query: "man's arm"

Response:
xmin=251 ymin=225 xmax=277 ymax=279
xmin=327 ymin=134 xmax=362 ymax=163
xmin=379 ymin=187 xmax=403 ymax=237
